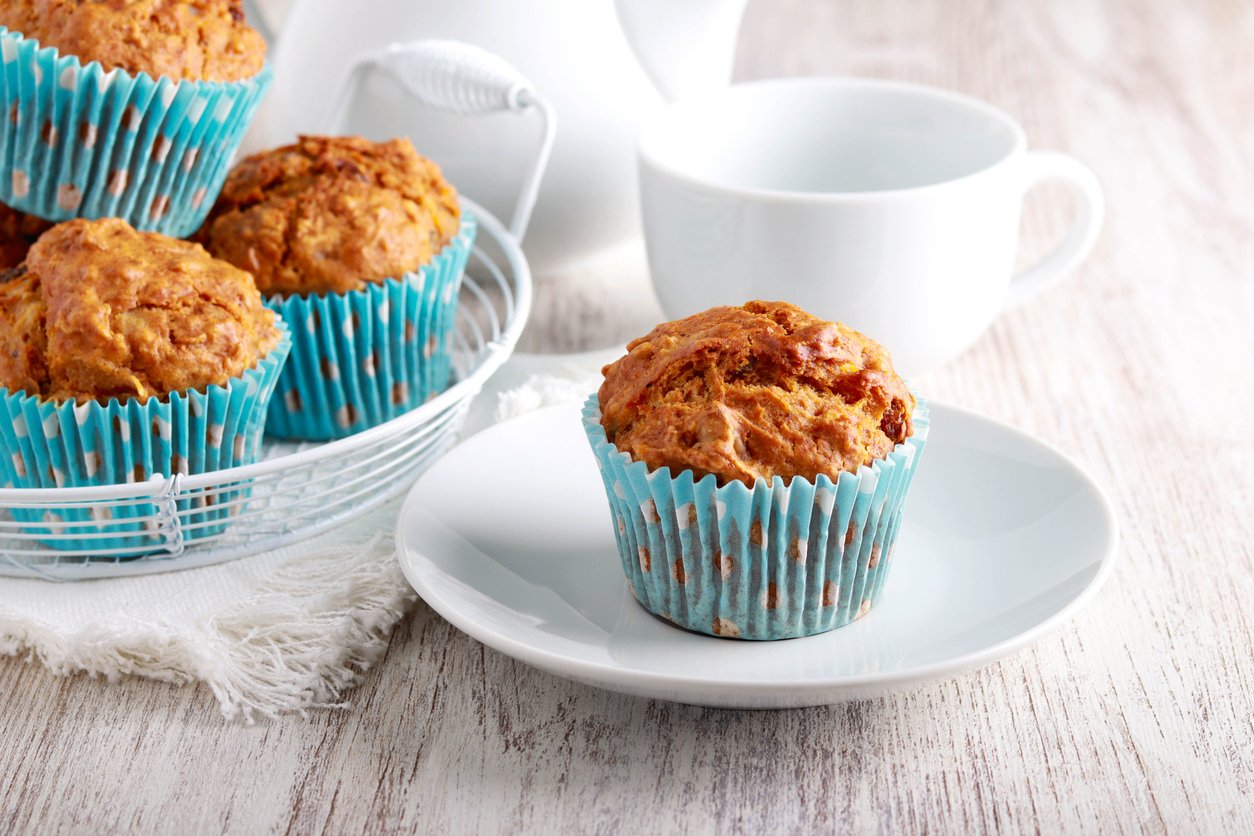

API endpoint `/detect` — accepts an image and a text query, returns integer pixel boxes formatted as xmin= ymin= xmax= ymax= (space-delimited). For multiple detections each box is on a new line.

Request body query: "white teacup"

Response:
xmin=637 ymin=78 xmax=1104 ymax=373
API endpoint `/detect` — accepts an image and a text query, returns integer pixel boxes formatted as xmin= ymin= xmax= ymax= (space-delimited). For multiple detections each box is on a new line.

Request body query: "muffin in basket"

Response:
xmin=582 ymin=300 xmax=929 ymax=640
xmin=0 ymin=0 xmax=272 ymax=235
xmin=0 ymin=218 xmax=290 ymax=552
xmin=196 ymin=134 xmax=476 ymax=440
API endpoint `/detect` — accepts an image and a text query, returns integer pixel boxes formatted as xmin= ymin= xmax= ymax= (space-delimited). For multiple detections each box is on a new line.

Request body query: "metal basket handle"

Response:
xmin=324 ymin=40 xmax=556 ymax=243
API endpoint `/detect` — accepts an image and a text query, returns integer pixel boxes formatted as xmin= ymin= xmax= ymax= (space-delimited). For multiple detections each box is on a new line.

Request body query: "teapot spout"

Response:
xmin=615 ymin=0 xmax=748 ymax=102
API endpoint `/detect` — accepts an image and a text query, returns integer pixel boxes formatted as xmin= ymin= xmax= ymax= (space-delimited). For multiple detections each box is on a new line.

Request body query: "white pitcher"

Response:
xmin=248 ymin=0 xmax=748 ymax=283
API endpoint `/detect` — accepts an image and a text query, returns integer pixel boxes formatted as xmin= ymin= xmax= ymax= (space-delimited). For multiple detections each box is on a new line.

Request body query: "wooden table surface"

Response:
xmin=3 ymin=1 xmax=1252 ymax=832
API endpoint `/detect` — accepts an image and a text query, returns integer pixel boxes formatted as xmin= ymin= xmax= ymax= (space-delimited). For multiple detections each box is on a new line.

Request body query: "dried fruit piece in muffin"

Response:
xmin=597 ymin=300 xmax=915 ymax=486
xmin=0 ymin=218 xmax=280 ymax=404
xmin=196 ymin=135 xmax=461 ymax=296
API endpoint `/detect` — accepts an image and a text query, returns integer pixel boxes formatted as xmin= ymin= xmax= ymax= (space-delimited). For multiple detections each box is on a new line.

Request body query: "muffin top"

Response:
xmin=0 ymin=218 xmax=280 ymax=404
xmin=0 ymin=0 xmax=266 ymax=82
xmin=598 ymin=301 xmax=915 ymax=487
xmin=197 ymin=135 xmax=461 ymax=297
xmin=0 ymin=202 xmax=51 ymax=270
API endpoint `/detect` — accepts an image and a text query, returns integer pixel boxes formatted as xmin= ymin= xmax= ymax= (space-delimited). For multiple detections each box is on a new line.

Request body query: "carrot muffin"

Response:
xmin=583 ymin=301 xmax=929 ymax=641
xmin=198 ymin=135 xmax=461 ymax=297
xmin=0 ymin=0 xmax=266 ymax=81
xmin=598 ymin=300 xmax=916 ymax=486
xmin=0 ymin=0 xmax=272 ymax=237
xmin=0 ymin=217 xmax=280 ymax=403
xmin=0 ymin=218 xmax=290 ymax=552
xmin=0 ymin=202 xmax=50 ymax=269
xmin=195 ymin=135 xmax=474 ymax=441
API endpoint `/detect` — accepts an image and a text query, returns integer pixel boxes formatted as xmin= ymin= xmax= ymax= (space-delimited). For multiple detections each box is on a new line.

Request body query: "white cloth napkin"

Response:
xmin=0 ymin=352 xmax=613 ymax=722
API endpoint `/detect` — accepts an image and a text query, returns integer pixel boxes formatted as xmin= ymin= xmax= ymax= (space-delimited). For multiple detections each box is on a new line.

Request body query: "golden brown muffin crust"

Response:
xmin=598 ymin=301 xmax=916 ymax=487
xmin=0 ymin=264 xmax=47 ymax=397
xmin=197 ymin=135 xmax=461 ymax=297
xmin=0 ymin=218 xmax=280 ymax=404
xmin=0 ymin=0 xmax=265 ymax=82
xmin=0 ymin=202 xmax=51 ymax=270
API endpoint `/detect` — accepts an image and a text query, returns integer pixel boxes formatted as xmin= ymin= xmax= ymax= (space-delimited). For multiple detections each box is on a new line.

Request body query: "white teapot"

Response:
xmin=248 ymin=0 xmax=748 ymax=282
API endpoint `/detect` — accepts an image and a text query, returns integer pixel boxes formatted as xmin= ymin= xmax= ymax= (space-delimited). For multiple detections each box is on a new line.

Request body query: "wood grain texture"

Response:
xmin=2 ymin=0 xmax=1253 ymax=832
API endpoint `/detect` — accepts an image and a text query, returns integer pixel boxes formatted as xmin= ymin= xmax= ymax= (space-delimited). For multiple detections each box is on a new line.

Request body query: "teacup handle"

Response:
xmin=1005 ymin=151 xmax=1105 ymax=309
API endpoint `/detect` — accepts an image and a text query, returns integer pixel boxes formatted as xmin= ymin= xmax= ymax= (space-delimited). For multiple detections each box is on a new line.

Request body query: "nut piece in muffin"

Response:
xmin=0 ymin=0 xmax=266 ymax=82
xmin=0 ymin=202 xmax=51 ymax=269
xmin=0 ymin=218 xmax=280 ymax=404
xmin=196 ymin=135 xmax=461 ymax=297
xmin=598 ymin=300 xmax=915 ymax=486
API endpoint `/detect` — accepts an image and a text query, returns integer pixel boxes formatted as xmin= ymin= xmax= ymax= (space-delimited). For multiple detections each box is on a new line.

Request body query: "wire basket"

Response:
xmin=0 ymin=40 xmax=557 ymax=580
xmin=0 ymin=198 xmax=531 ymax=580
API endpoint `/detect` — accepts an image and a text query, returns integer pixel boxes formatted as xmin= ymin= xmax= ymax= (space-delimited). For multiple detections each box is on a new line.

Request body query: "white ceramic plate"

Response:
xmin=396 ymin=402 xmax=1119 ymax=708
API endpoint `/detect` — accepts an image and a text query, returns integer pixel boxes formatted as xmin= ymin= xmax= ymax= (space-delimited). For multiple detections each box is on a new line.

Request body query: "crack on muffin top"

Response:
xmin=597 ymin=301 xmax=915 ymax=486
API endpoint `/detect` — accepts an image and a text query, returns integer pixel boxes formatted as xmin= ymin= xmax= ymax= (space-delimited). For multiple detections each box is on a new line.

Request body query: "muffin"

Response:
xmin=0 ymin=218 xmax=291 ymax=552
xmin=583 ymin=301 xmax=929 ymax=640
xmin=197 ymin=135 xmax=476 ymax=440
xmin=0 ymin=202 xmax=51 ymax=269
xmin=0 ymin=0 xmax=272 ymax=235
xmin=0 ymin=0 xmax=265 ymax=81
xmin=199 ymin=135 xmax=461 ymax=297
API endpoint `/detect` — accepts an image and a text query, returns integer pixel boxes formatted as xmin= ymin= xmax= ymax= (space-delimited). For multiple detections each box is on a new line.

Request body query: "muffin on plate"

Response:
xmin=0 ymin=201 xmax=51 ymax=269
xmin=582 ymin=301 xmax=929 ymax=640
xmin=0 ymin=0 xmax=272 ymax=235
xmin=197 ymin=135 xmax=476 ymax=440
xmin=0 ymin=218 xmax=290 ymax=551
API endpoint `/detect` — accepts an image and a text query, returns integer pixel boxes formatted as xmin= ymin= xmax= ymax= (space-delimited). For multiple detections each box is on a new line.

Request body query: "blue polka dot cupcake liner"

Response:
xmin=582 ymin=393 xmax=930 ymax=641
xmin=0 ymin=322 xmax=291 ymax=554
xmin=0 ymin=27 xmax=272 ymax=237
xmin=263 ymin=212 xmax=476 ymax=441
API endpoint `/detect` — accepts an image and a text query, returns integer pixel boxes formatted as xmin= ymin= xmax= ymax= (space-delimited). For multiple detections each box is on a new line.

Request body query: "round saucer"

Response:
xmin=396 ymin=402 xmax=1118 ymax=708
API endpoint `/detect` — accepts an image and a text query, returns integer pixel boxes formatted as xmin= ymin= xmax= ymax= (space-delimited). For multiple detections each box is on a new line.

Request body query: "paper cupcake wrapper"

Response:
xmin=582 ymin=393 xmax=930 ymax=641
xmin=263 ymin=212 xmax=476 ymax=441
xmin=0 ymin=323 xmax=291 ymax=554
xmin=0 ymin=27 xmax=272 ymax=237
